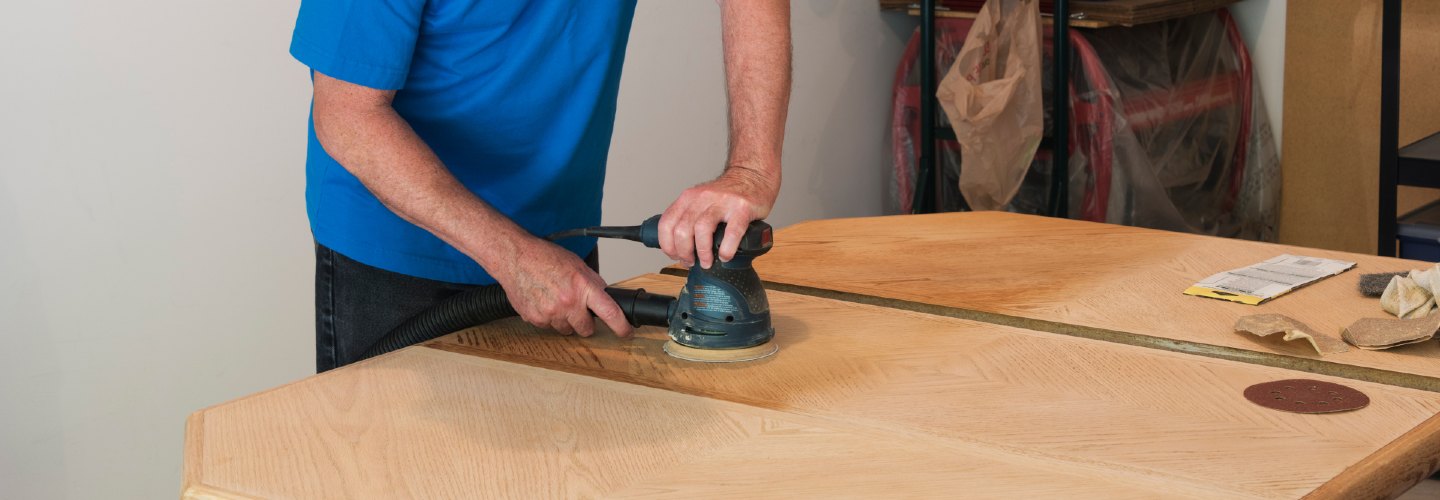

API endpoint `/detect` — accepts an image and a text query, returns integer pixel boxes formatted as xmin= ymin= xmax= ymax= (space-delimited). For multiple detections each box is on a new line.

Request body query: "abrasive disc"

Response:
xmin=1244 ymin=379 xmax=1369 ymax=414
xmin=662 ymin=340 xmax=777 ymax=363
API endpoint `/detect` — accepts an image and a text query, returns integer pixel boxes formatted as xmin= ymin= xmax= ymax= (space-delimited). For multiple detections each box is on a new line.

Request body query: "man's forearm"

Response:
xmin=311 ymin=79 xmax=528 ymax=278
xmin=654 ymin=1 xmax=791 ymax=267
xmin=720 ymin=0 xmax=791 ymax=184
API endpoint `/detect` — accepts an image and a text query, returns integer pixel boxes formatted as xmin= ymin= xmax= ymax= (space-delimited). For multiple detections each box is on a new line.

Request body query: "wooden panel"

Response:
xmin=1281 ymin=0 xmax=1440 ymax=253
xmin=721 ymin=211 xmax=1440 ymax=390
xmin=428 ymin=274 xmax=1440 ymax=499
xmin=183 ymin=347 xmax=1201 ymax=499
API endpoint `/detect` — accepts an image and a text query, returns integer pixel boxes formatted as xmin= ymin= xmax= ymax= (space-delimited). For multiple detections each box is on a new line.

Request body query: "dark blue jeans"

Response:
xmin=313 ymin=243 xmax=597 ymax=372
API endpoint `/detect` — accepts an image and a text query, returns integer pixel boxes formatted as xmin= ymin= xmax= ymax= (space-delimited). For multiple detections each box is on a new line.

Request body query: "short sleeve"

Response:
xmin=289 ymin=0 xmax=426 ymax=90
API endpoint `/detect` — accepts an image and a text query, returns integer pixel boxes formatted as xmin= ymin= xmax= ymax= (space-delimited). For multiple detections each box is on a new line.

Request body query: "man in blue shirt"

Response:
xmin=292 ymin=1 xmax=791 ymax=371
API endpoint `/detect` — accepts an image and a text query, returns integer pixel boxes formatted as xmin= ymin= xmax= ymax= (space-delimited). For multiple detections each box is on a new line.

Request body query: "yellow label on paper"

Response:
xmin=1183 ymin=286 xmax=1268 ymax=306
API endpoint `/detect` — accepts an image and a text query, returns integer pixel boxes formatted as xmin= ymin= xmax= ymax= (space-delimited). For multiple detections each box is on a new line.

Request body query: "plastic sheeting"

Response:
xmin=889 ymin=19 xmax=973 ymax=214
xmin=889 ymin=10 xmax=1280 ymax=241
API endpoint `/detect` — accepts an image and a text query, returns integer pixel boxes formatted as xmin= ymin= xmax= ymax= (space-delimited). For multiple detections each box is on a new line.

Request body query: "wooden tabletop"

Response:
xmin=717 ymin=211 xmax=1440 ymax=392
xmin=185 ymin=274 xmax=1440 ymax=499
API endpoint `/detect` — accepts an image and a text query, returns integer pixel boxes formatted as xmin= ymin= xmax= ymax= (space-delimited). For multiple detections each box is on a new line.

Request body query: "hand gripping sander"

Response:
xmin=359 ymin=215 xmax=777 ymax=363
xmin=549 ymin=214 xmax=778 ymax=362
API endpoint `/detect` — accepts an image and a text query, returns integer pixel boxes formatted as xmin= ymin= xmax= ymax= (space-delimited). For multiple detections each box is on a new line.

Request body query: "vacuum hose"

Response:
xmin=358 ymin=285 xmax=514 ymax=361
xmin=359 ymin=285 xmax=675 ymax=361
xmin=358 ymin=223 xmax=676 ymax=361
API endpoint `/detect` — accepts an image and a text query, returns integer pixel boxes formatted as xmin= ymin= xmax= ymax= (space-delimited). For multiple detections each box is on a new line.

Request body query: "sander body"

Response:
xmin=556 ymin=214 xmax=777 ymax=362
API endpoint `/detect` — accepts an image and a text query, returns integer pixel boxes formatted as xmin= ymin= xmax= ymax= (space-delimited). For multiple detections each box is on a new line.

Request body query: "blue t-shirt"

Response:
xmin=290 ymin=0 xmax=637 ymax=284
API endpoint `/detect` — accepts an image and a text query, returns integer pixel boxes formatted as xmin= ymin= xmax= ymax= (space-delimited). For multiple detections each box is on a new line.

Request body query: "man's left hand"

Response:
xmin=658 ymin=164 xmax=780 ymax=269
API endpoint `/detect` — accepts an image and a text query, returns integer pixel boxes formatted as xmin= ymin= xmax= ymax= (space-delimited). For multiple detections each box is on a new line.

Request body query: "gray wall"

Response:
xmin=1229 ymin=0 xmax=1286 ymax=157
xmin=601 ymin=1 xmax=910 ymax=281
xmin=0 ymin=2 xmax=315 ymax=498
xmin=0 ymin=1 xmax=910 ymax=497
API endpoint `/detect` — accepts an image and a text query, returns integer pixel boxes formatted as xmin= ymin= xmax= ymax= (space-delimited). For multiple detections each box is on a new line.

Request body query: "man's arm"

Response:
xmin=659 ymin=0 xmax=792 ymax=269
xmin=310 ymin=71 xmax=632 ymax=337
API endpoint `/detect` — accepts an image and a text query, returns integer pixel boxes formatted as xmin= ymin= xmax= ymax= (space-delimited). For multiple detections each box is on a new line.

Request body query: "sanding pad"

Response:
xmin=663 ymin=340 xmax=778 ymax=363
xmin=1244 ymin=379 xmax=1370 ymax=414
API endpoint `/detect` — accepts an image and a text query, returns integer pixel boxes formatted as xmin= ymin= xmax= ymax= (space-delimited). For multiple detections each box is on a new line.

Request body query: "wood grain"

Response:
xmin=183 ymin=347 xmax=1210 ymax=499
xmin=716 ymin=211 xmax=1440 ymax=391
xmin=426 ymin=274 xmax=1440 ymax=499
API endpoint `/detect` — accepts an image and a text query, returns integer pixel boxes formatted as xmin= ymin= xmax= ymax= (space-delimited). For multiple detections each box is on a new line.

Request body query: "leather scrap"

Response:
xmin=1342 ymin=313 xmax=1440 ymax=350
xmin=1244 ymin=379 xmax=1369 ymax=414
xmin=1234 ymin=314 xmax=1349 ymax=356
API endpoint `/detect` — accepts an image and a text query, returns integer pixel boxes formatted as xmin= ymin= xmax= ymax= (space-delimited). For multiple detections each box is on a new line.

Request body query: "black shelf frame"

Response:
xmin=1379 ymin=0 xmax=1400 ymax=255
xmin=1380 ymin=0 xmax=1440 ymax=256
xmin=910 ymin=0 xmax=1071 ymax=216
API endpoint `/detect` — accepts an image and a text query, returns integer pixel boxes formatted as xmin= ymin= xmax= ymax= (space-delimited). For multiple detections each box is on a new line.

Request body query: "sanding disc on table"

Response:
xmin=1244 ymin=379 xmax=1369 ymax=414
xmin=663 ymin=340 xmax=778 ymax=363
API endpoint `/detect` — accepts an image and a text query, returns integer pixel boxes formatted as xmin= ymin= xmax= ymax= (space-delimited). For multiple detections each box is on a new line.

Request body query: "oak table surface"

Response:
xmin=715 ymin=211 xmax=1440 ymax=392
xmin=185 ymin=274 xmax=1440 ymax=499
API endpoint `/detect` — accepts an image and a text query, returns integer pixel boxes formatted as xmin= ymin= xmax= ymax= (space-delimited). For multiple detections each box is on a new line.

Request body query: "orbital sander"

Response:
xmin=548 ymin=214 xmax=778 ymax=362
xmin=360 ymin=214 xmax=777 ymax=363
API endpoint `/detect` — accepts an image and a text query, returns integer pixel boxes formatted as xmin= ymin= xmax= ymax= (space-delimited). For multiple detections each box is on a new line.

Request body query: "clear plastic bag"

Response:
xmin=937 ymin=0 xmax=1045 ymax=211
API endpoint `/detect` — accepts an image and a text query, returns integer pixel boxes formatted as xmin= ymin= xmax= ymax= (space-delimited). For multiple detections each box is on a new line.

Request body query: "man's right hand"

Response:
xmin=492 ymin=237 xmax=634 ymax=338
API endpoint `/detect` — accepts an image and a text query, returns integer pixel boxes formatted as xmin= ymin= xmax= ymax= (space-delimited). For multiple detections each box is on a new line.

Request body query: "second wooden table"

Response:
xmin=724 ymin=211 xmax=1440 ymax=390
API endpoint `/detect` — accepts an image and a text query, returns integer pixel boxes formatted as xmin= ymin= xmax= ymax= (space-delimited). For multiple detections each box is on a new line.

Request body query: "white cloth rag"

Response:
xmin=1381 ymin=264 xmax=1440 ymax=319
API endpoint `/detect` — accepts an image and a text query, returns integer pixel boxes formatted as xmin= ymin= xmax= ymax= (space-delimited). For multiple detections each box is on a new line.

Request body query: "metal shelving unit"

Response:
xmin=1378 ymin=0 xmax=1440 ymax=256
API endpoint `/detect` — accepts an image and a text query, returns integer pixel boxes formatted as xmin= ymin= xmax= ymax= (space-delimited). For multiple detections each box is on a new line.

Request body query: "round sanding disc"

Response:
xmin=662 ymin=340 xmax=778 ymax=363
xmin=1244 ymin=379 xmax=1369 ymax=414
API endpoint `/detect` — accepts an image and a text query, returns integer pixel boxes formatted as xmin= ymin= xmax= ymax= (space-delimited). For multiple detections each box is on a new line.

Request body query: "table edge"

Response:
xmin=1305 ymin=411 xmax=1440 ymax=499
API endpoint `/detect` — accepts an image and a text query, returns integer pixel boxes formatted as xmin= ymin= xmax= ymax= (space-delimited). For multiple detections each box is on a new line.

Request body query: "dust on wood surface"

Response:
xmin=419 ymin=274 xmax=1440 ymax=499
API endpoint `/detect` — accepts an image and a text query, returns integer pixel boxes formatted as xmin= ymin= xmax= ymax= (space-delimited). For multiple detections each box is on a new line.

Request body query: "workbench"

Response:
xmin=183 ymin=213 xmax=1440 ymax=499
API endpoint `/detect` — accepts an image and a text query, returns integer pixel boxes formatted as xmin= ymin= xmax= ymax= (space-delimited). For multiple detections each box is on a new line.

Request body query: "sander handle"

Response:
xmin=548 ymin=214 xmax=772 ymax=259
xmin=636 ymin=214 xmax=773 ymax=258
